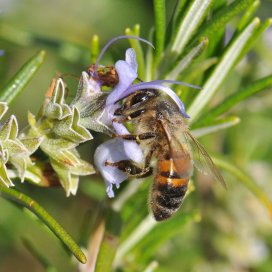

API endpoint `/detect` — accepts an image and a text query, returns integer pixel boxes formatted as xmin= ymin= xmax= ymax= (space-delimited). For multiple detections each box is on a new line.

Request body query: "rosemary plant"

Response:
xmin=0 ymin=0 xmax=271 ymax=271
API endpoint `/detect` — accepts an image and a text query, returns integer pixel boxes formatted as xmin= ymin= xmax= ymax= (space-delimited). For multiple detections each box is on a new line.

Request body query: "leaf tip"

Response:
xmin=39 ymin=50 xmax=46 ymax=59
xmin=92 ymin=34 xmax=99 ymax=42
xmin=194 ymin=212 xmax=202 ymax=223
xmin=200 ymin=36 xmax=209 ymax=46
xmin=254 ymin=17 xmax=261 ymax=26
xmin=80 ymin=254 xmax=87 ymax=264
xmin=125 ymin=28 xmax=131 ymax=35
xmin=266 ymin=18 xmax=272 ymax=25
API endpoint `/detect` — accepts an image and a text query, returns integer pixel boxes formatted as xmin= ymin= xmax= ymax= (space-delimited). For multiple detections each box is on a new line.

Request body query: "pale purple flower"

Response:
xmin=93 ymin=37 xmax=150 ymax=197
xmin=94 ymin=48 xmax=144 ymax=197
xmin=0 ymin=50 xmax=4 ymax=57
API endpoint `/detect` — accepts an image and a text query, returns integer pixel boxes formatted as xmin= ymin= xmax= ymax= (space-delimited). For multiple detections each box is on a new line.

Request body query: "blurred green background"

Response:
xmin=0 ymin=1 xmax=272 ymax=271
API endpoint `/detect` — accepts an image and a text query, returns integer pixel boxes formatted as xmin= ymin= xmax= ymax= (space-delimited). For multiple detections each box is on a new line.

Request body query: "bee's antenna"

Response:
xmin=94 ymin=36 xmax=154 ymax=74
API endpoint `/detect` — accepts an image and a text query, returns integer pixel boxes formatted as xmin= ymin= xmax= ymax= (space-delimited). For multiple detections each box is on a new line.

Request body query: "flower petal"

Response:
xmin=94 ymin=138 xmax=131 ymax=198
xmin=112 ymin=122 xmax=143 ymax=163
xmin=125 ymin=48 xmax=138 ymax=74
xmin=106 ymin=48 xmax=138 ymax=106
xmin=113 ymin=81 xmax=191 ymax=118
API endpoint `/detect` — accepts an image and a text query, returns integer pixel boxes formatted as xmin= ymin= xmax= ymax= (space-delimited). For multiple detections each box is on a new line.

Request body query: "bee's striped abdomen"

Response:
xmin=150 ymin=158 xmax=192 ymax=221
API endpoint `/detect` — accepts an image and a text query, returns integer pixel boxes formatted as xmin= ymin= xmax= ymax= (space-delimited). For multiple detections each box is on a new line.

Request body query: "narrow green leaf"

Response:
xmin=171 ymin=0 xmax=212 ymax=54
xmin=153 ymin=0 xmax=166 ymax=61
xmin=195 ymin=75 xmax=272 ymax=127
xmin=171 ymin=0 xmax=190 ymax=29
xmin=165 ymin=0 xmax=190 ymax=48
xmin=84 ymin=219 xmax=105 ymax=272
xmin=125 ymin=26 xmax=145 ymax=80
xmin=0 ymin=50 xmax=46 ymax=105
xmin=90 ymin=35 xmax=100 ymax=63
xmin=145 ymin=29 xmax=155 ymax=81
xmin=188 ymin=18 xmax=260 ymax=122
xmin=143 ymin=261 xmax=159 ymax=272
xmin=114 ymin=214 xmax=157 ymax=267
xmin=0 ymin=184 xmax=87 ymax=264
xmin=191 ymin=116 xmax=240 ymax=138
xmin=213 ymin=158 xmax=272 ymax=216
xmin=239 ymin=18 xmax=272 ymax=60
xmin=183 ymin=57 xmax=218 ymax=83
xmin=191 ymin=0 xmax=255 ymax=47
xmin=95 ymin=209 xmax=122 ymax=272
xmin=112 ymin=179 xmax=143 ymax=212
xmin=133 ymin=211 xmax=200 ymax=263
xmin=237 ymin=0 xmax=260 ymax=32
xmin=22 ymin=238 xmax=57 ymax=270
xmin=165 ymin=37 xmax=209 ymax=81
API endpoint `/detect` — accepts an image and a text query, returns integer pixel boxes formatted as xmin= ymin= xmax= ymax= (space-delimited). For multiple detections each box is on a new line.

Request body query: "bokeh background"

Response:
xmin=0 ymin=1 xmax=272 ymax=271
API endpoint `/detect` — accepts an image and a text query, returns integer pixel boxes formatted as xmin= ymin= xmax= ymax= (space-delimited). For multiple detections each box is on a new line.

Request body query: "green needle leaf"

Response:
xmin=0 ymin=184 xmax=87 ymax=264
xmin=239 ymin=18 xmax=272 ymax=59
xmin=22 ymin=237 xmax=57 ymax=270
xmin=191 ymin=0 xmax=255 ymax=47
xmin=213 ymin=158 xmax=272 ymax=216
xmin=114 ymin=214 xmax=157 ymax=267
xmin=188 ymin=18 xmax=260 ymax=122
xmin=145 ymin=29 xmax=155 ymax=81
xmin=90 ymin=35 xmax=100 ymax=64
xmin=237 ymin=0 xmax=260 ymax=32
xmin=165 ymin=37 xmax=209 ymax=80
xmin=171 ymin=0 xmax=212 ymax=54
xmin=95 ymin=209 xmax=122 ymax=272
xmin=191 ymin=116 xmax=240 ymax=138
xmin=133 ymin=211 xmax=200 ymax=263
xmin=0 ymin=50 xmax=46 ymax=105
xmin=125 ymin=26 xmax=146 ymax=80
xmin=153 ymin=0 xmax=166 ymax=61
xmin=195 ymin=75 xmax=272 ymax=127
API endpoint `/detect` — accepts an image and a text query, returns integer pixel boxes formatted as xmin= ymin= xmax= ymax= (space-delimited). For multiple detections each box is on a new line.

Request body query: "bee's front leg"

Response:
xmin=112 ymin=132 xmax=157 ymax=144
xmin=105 ymin=160 xmax=153 ymax=178
xmin=113 ymin=109 xmax=146 ymax=123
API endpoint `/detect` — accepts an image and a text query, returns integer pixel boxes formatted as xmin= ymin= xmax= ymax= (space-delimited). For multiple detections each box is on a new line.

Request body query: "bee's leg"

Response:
xmin=144 ymin=147 xmax=154 ymax=167
xmin=113 ymin=109 xmax=146 ymax=123
xmin=113 ymin=132 xmax=157 ymax=144
xmin=105 ymin=148 xmax=155 ymax=178
xmin=105 ymin=160 xmax=153 ymax=178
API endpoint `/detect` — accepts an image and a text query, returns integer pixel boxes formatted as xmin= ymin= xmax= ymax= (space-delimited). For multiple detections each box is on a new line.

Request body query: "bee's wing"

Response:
xmin=183 ymin=131 xmax=227 ymax=189
xmin=158 ymin=116 xmax=193 ymax=176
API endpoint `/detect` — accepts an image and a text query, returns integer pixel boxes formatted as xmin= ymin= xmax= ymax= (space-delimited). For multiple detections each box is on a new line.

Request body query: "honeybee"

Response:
xmin=106 ymin=89 xmax=226 ymax=221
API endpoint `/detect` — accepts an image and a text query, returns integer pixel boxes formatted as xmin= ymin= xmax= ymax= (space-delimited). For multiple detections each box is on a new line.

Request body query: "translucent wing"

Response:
xmin=184 ymin=130 xmax=227 ymax=189
xmin=158 ymin=116 xmax=193 ymax=177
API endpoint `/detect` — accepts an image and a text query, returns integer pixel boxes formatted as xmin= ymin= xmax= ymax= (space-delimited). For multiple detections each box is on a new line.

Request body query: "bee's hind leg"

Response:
xmin=105 ymin=160 xmax=153 ymax=178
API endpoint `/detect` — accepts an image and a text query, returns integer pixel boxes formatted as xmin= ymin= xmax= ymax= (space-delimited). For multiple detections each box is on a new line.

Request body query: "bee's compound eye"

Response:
xmin=130 ymin=90 xmax=156 ymax=106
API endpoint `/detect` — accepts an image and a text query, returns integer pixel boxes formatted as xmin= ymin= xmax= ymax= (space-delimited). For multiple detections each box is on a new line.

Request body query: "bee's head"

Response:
xmin=114 ymin=89 xmax=159 ymax=116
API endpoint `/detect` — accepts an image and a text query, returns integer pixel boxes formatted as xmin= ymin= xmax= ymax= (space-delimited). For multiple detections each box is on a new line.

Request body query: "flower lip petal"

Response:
xmin=152 ymin=80 xmax=202 ymax=90
xmin=113 ymin=81 xmax=192 ymax=118
xmin=94 ymin=138 xmax=132 ymax=198
xmin=112 ymin=122 xmax=144 ymax=163
xmin=94 ymin=35 xmax=154 ymax=73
